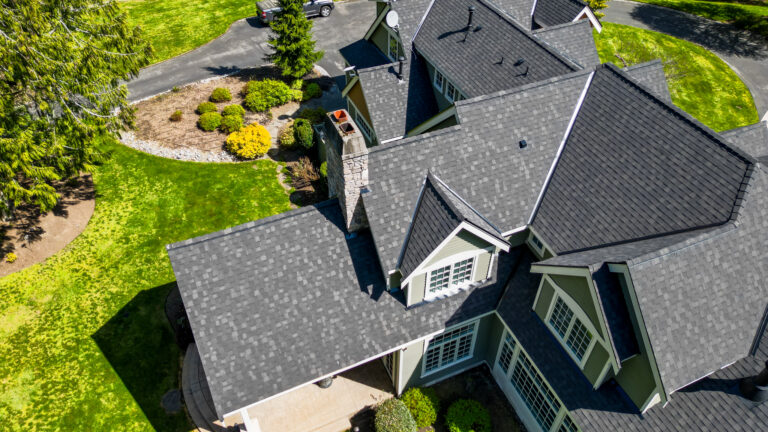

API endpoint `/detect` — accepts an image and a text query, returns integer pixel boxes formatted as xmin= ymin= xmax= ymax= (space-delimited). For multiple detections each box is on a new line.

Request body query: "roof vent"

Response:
xmin=398 ymin=56 xmax=405 ymax=80
xmin=467 ymin=5 xmax=476 ymax=28
xmin=519 ymin=139 xmax=528 ymax=149
xmin=740 ymin=359 xmax=768 ymax=402
xmin=514 ymin=58 xmax=525 ymax=67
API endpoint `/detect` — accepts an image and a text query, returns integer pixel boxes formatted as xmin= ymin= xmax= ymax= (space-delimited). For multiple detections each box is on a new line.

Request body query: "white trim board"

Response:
xmin=574 ymin=7 xmax=602 ymax=33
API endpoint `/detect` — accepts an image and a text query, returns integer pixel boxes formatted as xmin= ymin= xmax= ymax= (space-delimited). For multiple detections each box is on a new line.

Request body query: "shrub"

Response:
xmin=290 ymin=78 xmax=304 ymax=90
xmin=171 ymin=86 xmax=180 ymax=93
xmin=226 ymin=123 xmax=271 ymax=159
xmin=375 ymin=398 xmax=417 ymax=432
xmin=219 ymin=115 xmax=243 ymax=133
xmin=298 ymin=107 xmax=326 ymax=124
xmin=196 ymin=101 xmax=217 ymax=114
xmin=302 ymin=82 xmax=322 ymax=101
xmin=445 ymin=399 xmax=491 ymax=432
xmin=319 ymin=161 xmax=327 ymax=178
xmin=169 ymin=110 xmax=183 ymax=122
xmin=197 ymin=112 xmax=222 ymax=131
xmin=210 ymin=87 xmax=232 ymax=102
xmin=290 ymin=156 xmax=320 ymax=186
xmin=242 ymin=79 xmax=293 ymax=112
xmin=279 ymin=122 xmax=296 ymax=148
xmin=5 ymin=252 xmax=17 ymax=263
xmin=222 ymin=104 xmax=246 ymax=118
xmin=293 ymin=118 xmax=313 ymax=149
xmin=401 ymin=387 xmax=440 ymax=428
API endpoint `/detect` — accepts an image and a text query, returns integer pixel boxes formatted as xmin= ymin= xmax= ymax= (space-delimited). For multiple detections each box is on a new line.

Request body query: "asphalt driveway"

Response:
xmin=604 ymin=0 xmax=768 ymax=120
xmin=127 ymin=0 xmax=375 ymax=102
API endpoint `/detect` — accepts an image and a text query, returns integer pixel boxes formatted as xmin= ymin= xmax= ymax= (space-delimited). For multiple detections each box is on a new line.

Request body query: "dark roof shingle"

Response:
xmin=533 ymin=0 xmax=587 ymax=28
xmin=534 ymin=20 xmax=600 ymax=69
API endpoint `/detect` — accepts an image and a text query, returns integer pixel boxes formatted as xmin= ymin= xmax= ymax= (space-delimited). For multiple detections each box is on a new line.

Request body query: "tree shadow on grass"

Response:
xmin=92 ymin=282 xmax=193 ymax=432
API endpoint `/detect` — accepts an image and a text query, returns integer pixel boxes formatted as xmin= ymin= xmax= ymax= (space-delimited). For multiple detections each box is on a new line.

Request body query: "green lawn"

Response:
xmin=595 ymin=23 xmax=758 ymax=131
xmin=0 ymin=141 xmax=292 ymax=430
xmin=631 ymin=0 xmax=768 ymax=38
xmin=119 ymin=0 xmax=255 ymax=63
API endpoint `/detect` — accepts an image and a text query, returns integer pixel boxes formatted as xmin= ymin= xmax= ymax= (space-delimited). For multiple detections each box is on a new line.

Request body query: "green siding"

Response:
xmin=615 ymin=352 xmax=657 ymax=408
xmin=376 ymin=1 xmax=388 ymax=15
xmin=423 ymin=115 xmax=458 ymax=134
xmin=549 ymin=274 xmax=603 ymax=337
xmin=474 ymin=251 xmax=491 ymax=282
xmin=389 ymin=271 xmax=402 ymax=290
xmin=370 ymin=25 xmax=390 ymax=58
xmin=425 ymin=230 xmax=491 ymax=267
xmin=506 ymin=230 xmax=527 ymax=247
xmin=583 ymin=342 xmax=609 ymax=384
xmin=534 ymin=279 xmax=556 ymax=319
xmin=409 ymin=273 xmax=426 ymax=306
xmin=424 ymin=61 xmax=453 ymax=111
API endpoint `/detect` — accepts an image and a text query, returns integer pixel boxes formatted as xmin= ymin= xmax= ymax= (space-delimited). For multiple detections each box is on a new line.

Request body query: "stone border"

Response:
xmin=120 ymin=131 xmax=237 ymax=163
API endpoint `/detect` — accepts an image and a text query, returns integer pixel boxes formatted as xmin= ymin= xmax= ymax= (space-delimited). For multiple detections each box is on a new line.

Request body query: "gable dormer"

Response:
xmin=396 ymin=172 xmax=510 ymax=306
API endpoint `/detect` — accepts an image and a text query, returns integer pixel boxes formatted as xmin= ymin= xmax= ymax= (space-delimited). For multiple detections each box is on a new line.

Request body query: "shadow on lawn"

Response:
xmin=92 ymin=282 xmax=192 ymax=432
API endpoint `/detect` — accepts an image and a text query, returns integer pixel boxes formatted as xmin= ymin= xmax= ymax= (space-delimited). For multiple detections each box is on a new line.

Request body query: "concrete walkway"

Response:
xmin=604 ymin=0 xmax=768 ymax=120
xmin=127 ymin=0 xmax=375 ymax=102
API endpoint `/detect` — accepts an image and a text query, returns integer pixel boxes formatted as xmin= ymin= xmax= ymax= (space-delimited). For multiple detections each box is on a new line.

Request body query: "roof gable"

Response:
xmin=533 ymin=20 xmax=600 ymax=69
xmin=533 ymin=0 xmax=586 ymax=28
xmin=533 ymin=64 xmax=753 ymax=254
xmin=722 ymin=121 xmax=768 ymax=159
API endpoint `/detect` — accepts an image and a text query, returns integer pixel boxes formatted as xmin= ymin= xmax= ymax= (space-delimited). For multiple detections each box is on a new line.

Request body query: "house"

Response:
xmin=166 ymin=1 xmax=768 ymax=431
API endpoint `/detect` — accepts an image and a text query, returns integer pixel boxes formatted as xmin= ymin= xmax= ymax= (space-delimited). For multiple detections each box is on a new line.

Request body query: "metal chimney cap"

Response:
xmin=398 ymin=56 xmax=406 ymax=62
xmin=468 ymin=5 xmax=476 ymax=11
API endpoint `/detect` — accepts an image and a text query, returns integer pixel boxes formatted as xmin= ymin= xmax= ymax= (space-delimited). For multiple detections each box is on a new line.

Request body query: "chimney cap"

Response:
xmin=468 ymin=5 xmax=476 ymax=11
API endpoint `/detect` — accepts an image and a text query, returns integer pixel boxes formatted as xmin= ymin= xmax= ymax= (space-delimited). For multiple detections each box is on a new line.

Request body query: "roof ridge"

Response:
xmin=531 ymin=17 xmax=589 ymax=34
xmin=166 ymin=199 xmax=341 ymax=251
xmin=428 ymin=171 xmax=505 ymax=234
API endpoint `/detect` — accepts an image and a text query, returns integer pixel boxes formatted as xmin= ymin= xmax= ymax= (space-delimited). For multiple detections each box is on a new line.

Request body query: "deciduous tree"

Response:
xmin=266 ymin=0 xmax=323 ymax=79
xmin=0 ymin=0 xmax=151 ymax=217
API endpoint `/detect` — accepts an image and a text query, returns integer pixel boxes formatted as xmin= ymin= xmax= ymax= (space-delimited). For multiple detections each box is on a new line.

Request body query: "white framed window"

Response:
xmin=434 ymin=70 xmax=445 ymax=92
xmin=422 ymin=321 xmax=478 ymax=376
xmin=547 ymin=296 xmax=595 ymax=364
xmin=426 ymin=256 xmax=475 ymax=297
xmin=527 ymin=232 xmax=546 ymax=256
xmin=557 ymin=415 xmax=580 ymax=432
xmin=445 ymin=81 xmax=456 ymax=102
xmin=388 ymin=33 xmax=400 ymax=61
xmin=496 ymin=332 xmax=516 ymax=374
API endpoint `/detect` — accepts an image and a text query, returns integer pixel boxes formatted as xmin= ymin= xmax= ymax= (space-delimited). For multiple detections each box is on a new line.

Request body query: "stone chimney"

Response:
xmin=319 ymin=109 xmax=369 ymax=232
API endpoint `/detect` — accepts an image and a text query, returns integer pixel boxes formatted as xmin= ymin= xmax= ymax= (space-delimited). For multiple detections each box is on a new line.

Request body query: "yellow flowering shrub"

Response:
xmin=5 ymin=252 xmax=17 ymax=263
xmin=226 ymin=123 xmax=271 ymax=159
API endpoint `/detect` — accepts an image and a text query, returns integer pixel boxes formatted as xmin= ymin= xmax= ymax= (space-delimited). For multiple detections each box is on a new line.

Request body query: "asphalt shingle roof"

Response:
xmin=533 ymin=20 xmax=600 ymax=68
xmin=488 ymin=0 xmax=536 ymax=29
xmin=168 ymin=199 xmax=516 ymax=417
xmin=722 ymin=121 xmax=768 ymax=158
xmin=591 ymin=267 xmax=639 ymax=362
xmin=364 ymin=69 xmax=591 ymax=273
xmin=412 ymin=0 xmax=578 ymax=98
xmin=623 ymin=59 xmax=671 ymax=102
xmin=533 ymin=64 xmax=753 ymax=254
xmin=399 ymin=172 xmax=506 ymax=278
xmin=339 ymin=39 xmax=391 ymax=69
xmin=533 ymin=0 xmax=587 ymax=28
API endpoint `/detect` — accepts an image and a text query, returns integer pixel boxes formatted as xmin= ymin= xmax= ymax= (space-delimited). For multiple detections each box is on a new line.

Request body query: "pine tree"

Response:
xmin=266 ymin=0 xmax=323 ymax=79
xmin=0 ymin=0 xmax=151 ymax=217
xmin=587 ymin=0 xmax=609 ymax=19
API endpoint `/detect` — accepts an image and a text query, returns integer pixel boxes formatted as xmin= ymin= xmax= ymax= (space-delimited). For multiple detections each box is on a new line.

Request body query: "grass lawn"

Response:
xmin=594 ymin=23 xmax=758 ymax=131
xmin=631 ymin=0 xmax=768 ymax=38
xmin=119 ymin=0 xmax=255 ymax=64
xmin=0 ymin=141 xmax=292 ymax=430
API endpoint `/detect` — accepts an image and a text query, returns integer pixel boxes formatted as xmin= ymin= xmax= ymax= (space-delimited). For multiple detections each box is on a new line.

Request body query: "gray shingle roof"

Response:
xmin=167 ymin=199 xmax=515 ymax=417
xmin=533 ymin=20 xmax=600 ymax=69
xmin=398 ymin=172 xmax=506 ymax=278
xmin=533 ymin=64 xmax=753 ymax=254
xmin=487 ymin=0 xmax=536 ymax=29
xmin=364 ymin=69 xmax=591 ymax=273
xmin=722 ymin=121 xmax=768 ymax=158
xmin=624 ymin=60 xmax=672 ymax=103
xmin=339 ymin=39 xmax=391 ymax=70
xmin=533 ymin=0 xmax=586 ymax=28
xmin=591 ymin=267 xmax=639 ymax=362
xmin=390 ymin=0 xmax=434 ymax=54
xmin=412 ymin=0 xmax=578 ymax=98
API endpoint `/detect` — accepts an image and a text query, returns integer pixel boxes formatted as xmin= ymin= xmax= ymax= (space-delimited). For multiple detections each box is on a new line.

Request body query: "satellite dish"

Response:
xmin=385 ymin=11 xmax=400 ymax=29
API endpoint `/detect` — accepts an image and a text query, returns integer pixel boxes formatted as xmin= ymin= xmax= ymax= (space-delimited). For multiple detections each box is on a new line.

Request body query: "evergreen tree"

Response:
xmin=587 ymin=0 xmax=609 ymax=19
xmin=266 ymin=0 xmax=323 ymax=79
xmin=0 ymin=0 xmax=151 ymax=217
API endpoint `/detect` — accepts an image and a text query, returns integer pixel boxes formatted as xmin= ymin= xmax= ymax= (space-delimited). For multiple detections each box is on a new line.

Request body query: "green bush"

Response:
xmin=279 ymin=123 xmax=296 ymax=148
xmin=298 ymin=107 xmax=326 ymax=124
xmin=401 ymin=387 xmax=440 ymax=428
xmin=302 ymin=82 xmax=322 ymax=100
xmin=210 ymin=87 xmax=232 ymax=102
xmin=222 ymin=104 xmax=246 ymax=117
xmin=445 ymin=399 xmax=491 ymax=432
xmin=375 ymin=398 xmax=417 ymax=432
xmin=319 ymin=161 xmax=327 ymax=178
xmin=242 ymin=79 xmax=294 ymax=111
xmin=169 ymin=110 xmax=183 ymax=122
xmin=290 ymin=78 xmax=304 ymax=90
xmin=293 ymin=118 xmax=313 ymax=149
xmin=197 ymin=112 xmax=222 ymax=131
xmin=196 ymin=101 xmax=217 ymax=114
xmin=219 ymin=115 xmax=243 ymax=133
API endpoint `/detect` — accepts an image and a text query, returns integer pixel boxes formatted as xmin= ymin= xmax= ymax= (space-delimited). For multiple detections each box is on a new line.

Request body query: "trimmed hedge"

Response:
xmin=226 ymin=123 xmax=271 ymax=159
xmin=302 ymin=82 xmax=322 ymax=100
xmin=196 ymin=101 xmax=217 ymax=114
xmin=401 ymin=387 xmax=440 ymax=428
xmin=242 ymin=79 xmax=294 ymax=112
xmin=210 ymin=87 xmax=232 ymax=102
xmin=197 ymin=112 xmax=222 ymax=131
xmin=445 ymin=399 xmax=491 ymax=432
xmin=279 ymin=122 xmax=296 ymax=148
xmin=169 ymin=110 xmax=183 ymax=122
xmin=293 ymin=118 xmax=313 ymax=150
xmin=375 ymin=398 xmax=417 ymax=432
xmin=222 ymin=104 xmax=245 ymax=117
xmin=219 ymin=115 xmax=243 ymax=133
